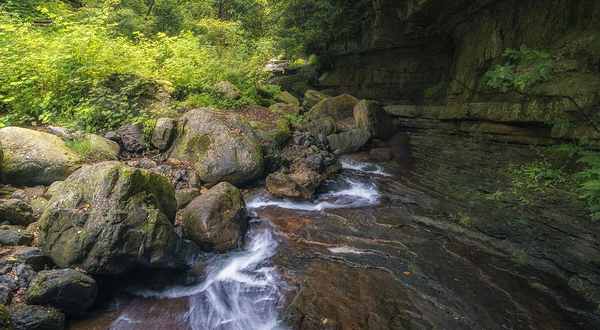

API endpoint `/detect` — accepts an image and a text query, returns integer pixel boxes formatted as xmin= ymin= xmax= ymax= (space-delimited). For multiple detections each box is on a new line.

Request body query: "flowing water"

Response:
xmin=79 ymin=158 xmax=388 ymax=330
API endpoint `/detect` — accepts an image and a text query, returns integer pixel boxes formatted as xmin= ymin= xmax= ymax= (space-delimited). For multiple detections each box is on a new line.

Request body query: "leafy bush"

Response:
xmin=485 ymin=44 xmax=564 ymax=92
xmin=574 ymin=151 xmax=600 ymax=220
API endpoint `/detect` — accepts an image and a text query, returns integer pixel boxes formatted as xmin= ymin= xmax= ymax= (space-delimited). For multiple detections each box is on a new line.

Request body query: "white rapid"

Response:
xmin=109 ymin=158 xmax=387 ymax=330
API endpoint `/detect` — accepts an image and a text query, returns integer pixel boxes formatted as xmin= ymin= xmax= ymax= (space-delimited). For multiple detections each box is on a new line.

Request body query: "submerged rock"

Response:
xmin=169 ymin=108 xmax=264 ymax=186
xmin=0 ymin=199 xmax=34 ymax=227
xmin=181 ymin=182 xmax=247 ymax=252
xmin=10 ymin=305 xmax=64 ymax=330
xmin=353 ymin=100 xmax=394 ymax=140
xmin=26 ymin=269 xmax=97 ymax=314
xmin=0 ymin=127 xmax=80 ymax=186
xmin=151 ymin=118 xmax=177 ymax=151
xmin=38 ymin=161 xmax=199 ymax=275
xmin=327 ymin=129 xmax=372 ymax=154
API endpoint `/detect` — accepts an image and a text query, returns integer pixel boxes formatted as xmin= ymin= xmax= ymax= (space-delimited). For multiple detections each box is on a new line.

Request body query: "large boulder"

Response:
xmin=302 ymin=90 xmax=329 ymax=110
xmin=151 ymin=118 xmax=177 ymax=151
xmin=10 ymin=305 xmax=64 ymax=330
xmin=0 ymin=199 xmax=34 ymax=226
xmin=353 ymin=100 xmax=395 ymax=140
xmin=181 ymin=182 xmax=247 ymax=252
xmin=308 ymin=94 xmax=359 ymax=120
xmin=327 ymin=129 xmax=372 ymax=154
xmin=169 ymin=108 xmax=264 ymax=186
xmin=26 ymin=269 xmax=97 ymax=314
xmin=0 ymin=127 xmax=80 ymax=186
xmin=38 ymin=161 xmax=199 ymax=275
xmin=79 ymin=133 xmax=121 ymax=160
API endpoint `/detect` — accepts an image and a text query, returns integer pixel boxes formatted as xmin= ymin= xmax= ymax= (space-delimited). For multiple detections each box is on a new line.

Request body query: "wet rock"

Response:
xmin=371 ymin=138 xmax=387 ymax=148
xmin=266 ymin=172 xmax=314 ymax=200
xmin=0 ymin=127 xmax=80 ymax=186
xmin=151 ymin=118 xmax=177 ymax=151
xmin=118 ymin=123 xmax=145 ymax=153
xmin=169 ymin=108 xmax=264 ymax=186
xmin=10 ymin=305 xmax=65 ymax=330
xmin=0 ymin=304 xmax=12 ymax=330
xmin=26 ymin=269 xmax=97 ymax=314
xmin=0 ymin=284 xmax=11 ymax=305
xmin=308 ymin=94 xmax=359 ymax=120
xmin=0 ymin=199 xmax=34 ymax=227
xmin=175 ymin=188 xmax=201 ymax=209
xmin=354 ymin=100 xmax=395 ymax=140
xmin=215 ymin=81 xmax=240 ymax=99
xmin=0 ymin=226 xmax=33 ymax=246
xmin=273 ymin=91 xmax=300 ymax=106
xmin=182 ymin=182 xmax=247 ymax=252
xmin=370 ymin=148 xmax=393 ymax=162
xmin=0 ymin=276 xmax=18 ymax=292
xmin=11 ymin=247 xmax=45 ymax=271
xmin=302 ymin=90 xmax=330 ymax=110
xmin=327 ymin=129 xmax=372 ymax=154
xmin=38 ymin=161 xmax=199 ymax=275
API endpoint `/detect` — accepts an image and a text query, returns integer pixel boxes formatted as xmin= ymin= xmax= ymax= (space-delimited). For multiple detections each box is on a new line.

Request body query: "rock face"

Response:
xmin=26 ymin=269 xmax=97 ymax=314
xmin=181 ymin=182 xmax=247 ymax=252
xmin=0 ymin=199 xmax=34 ymax=226
xmin=38 ymin=161 xmax=199 ymax=275
xmin=0 ymin=127 xmax=80 ymax=186
xmin=308 ymin=94 xmax=359 ymax=120
xmin=169 ymin=108 xmax=264 ymax=186
xmin=302 ymin=90 xmax=330 ymax=110
xmin=151 ymin=118 xmax=177 ymax=151
xmin=10 ymin=305 xmax=64 ymax=330
xmin=327 ymin=129 xmax=372 ymax=154
xmin=118 ymin=123 xmax=145 ymax=153
xmin=266 ymin=172 xmax=314 ymax=200
xmin=353 ymin=100 xmax=394 ymax=140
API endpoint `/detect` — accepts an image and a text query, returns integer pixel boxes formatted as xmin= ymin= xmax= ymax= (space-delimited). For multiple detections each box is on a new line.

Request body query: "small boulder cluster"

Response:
xmin=0 ymin=78 xmax=396 ymax=328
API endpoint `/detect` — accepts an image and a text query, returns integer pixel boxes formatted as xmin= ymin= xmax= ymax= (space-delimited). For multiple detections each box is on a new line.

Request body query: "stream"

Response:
xmin=71 ymin=158 xmax=389 ymax=330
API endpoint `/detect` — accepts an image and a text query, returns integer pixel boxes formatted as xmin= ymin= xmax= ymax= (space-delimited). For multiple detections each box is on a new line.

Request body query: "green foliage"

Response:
xmin=574 ymin=151 xmax=600 ymax=220
xmin=0 ymin=4 xmax=274 ymax=131
xmin=508 ymin=159 xmax=569 ymax=191
xmin=485 ymin=44 xmax=563 ymax=92
xmin=424 ymin=81 xmax=446 ymax=99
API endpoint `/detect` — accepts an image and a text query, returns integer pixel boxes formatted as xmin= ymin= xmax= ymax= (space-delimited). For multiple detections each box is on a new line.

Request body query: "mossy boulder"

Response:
xmin=273 ymin=91 xmax=300 ymax=106
xmin=0 ymin=304 xmax=13 ymax=330
xmin=181 ymin=182 xmax=247 ymax=253
xmin=38 ymin=161 xmax=199 ymax=275
xmin=302 ymin=90 xmax=330 ymax=110
xmin=25 ymin=269 xmax=97 ymax=314
xmin=353 ymin=100 xmax=395 ymax=140
xmin=0 ymin=199 xmax=34 ymax=226
xmin=80 ymin=134 xmax=120 ymax=160
xmin=10 ymin=305 xmax=64 ymax=330
xmin=169 ymin=108 xmax=264 ymax=186
xmin=0 ymin=127 xmax=80 ymax=186
xmin=326 ymin=128 xmax=372 ymax=154
xmin=308 ymin=94 xmax=359 ymax=120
